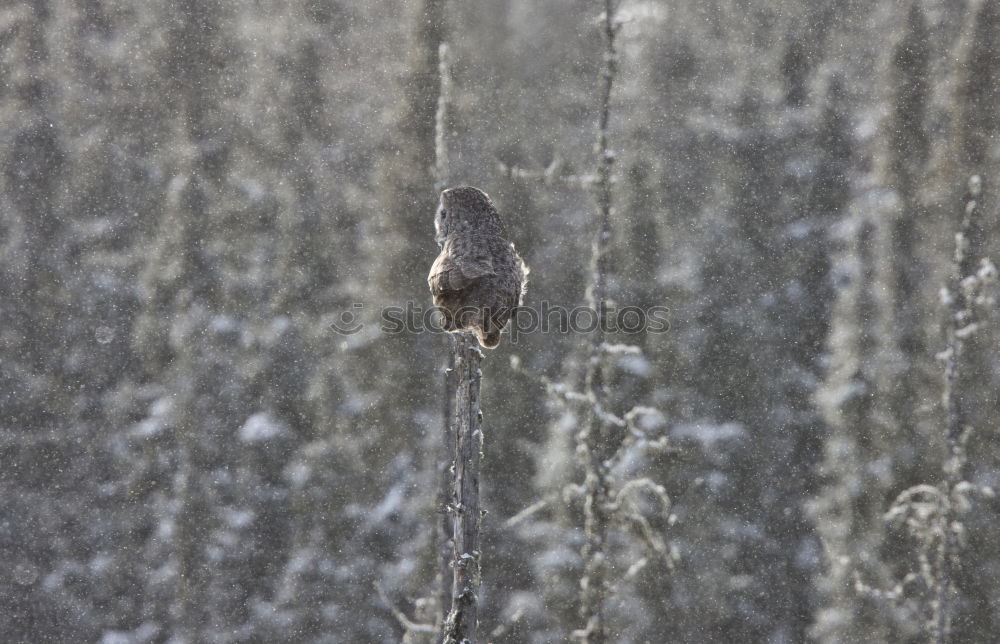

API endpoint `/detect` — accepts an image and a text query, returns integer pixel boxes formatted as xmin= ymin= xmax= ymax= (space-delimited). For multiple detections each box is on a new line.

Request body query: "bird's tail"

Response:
xmin=475 ymin=327 xmax=502 ymax=349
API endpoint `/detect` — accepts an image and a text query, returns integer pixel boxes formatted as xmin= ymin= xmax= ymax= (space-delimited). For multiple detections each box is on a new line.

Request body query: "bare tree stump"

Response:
xmin=442 ymin=332 xmax=484 ymax=644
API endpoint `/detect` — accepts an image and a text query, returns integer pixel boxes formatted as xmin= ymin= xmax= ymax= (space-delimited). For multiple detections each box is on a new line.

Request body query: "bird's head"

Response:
xmin=435 ymin=186 xmax=507 ymax=244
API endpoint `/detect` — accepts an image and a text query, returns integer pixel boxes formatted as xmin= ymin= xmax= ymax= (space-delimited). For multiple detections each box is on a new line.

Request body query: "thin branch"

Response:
xmin=870 ymin=176 xmax=995 ymax=644
xmin=503 ymin=496 xmax=554 ymax=529
xmin=933 ymin=175 xmax=984 ymax=644
xmin=497 ymin=158 xmax=596 ymax=187
xmin=488 ymin=607 xmax=526 ymax=641
xmin=376 ymin=582 xmax=438 ymax=636
xmin=505 ymin=5 xmax=674 ymax=640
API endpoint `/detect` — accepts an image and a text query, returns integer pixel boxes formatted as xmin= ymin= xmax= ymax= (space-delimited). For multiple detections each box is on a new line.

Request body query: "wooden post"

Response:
xmin=442 ymin=332 xmax=484 ymax=644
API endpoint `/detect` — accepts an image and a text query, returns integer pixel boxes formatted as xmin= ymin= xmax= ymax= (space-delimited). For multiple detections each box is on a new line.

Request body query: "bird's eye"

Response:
xmin=440 ymin=209 xmax=447 ymax=219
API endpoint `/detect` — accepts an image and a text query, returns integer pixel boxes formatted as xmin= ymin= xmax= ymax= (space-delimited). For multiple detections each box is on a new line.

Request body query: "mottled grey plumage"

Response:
xmin=428 ymin=186 xmax=528 ymax=348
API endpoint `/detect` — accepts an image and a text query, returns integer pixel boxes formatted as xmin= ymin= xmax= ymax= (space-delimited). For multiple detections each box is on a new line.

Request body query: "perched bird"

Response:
xmin=427 ymin=186 xmax=528 ymax=348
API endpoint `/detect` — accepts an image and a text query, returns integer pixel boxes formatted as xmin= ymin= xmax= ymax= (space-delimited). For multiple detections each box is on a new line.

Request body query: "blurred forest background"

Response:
xmin=2 ymin=0 xmax=1000 ymax=642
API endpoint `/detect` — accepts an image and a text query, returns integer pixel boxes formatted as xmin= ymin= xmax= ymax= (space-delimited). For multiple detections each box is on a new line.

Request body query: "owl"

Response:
xmin=427 ymin=186 xmax=529 ymax=349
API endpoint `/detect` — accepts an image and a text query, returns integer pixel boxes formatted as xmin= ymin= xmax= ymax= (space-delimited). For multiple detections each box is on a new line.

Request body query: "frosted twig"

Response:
xmin=488 ymin=607 xmax=526 ymax=640
xmin=503 ymin=496 xmax=553 ymax=529
xmin=507 ymin=5 xmax=674 ymax=640
xmin=872 ymin=176 xmax=996 ymax=644
xmin=375 ymin=582 xmax=438 ymax=635
xmin=497 ymin=159 xmax=596 ymax=187
xmin=609 ymin=478 xmax=671 ymax=515
xmin=598 ymin=342 xmax=642 ymax=355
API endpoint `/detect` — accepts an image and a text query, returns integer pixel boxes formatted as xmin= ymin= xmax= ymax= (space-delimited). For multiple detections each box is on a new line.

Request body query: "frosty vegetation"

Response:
xmin=1 ymin=1 xmax=999 ymax=643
